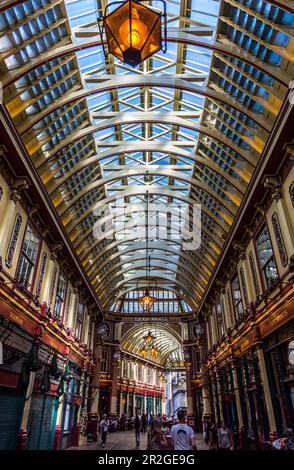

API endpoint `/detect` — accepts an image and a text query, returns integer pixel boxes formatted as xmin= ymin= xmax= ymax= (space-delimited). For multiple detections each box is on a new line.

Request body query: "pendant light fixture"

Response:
xmin=98 ymin=0 xmax=167 ymax=67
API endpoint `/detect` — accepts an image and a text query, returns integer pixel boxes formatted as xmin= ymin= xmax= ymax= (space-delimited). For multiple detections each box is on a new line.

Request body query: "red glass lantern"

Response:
xmin=98 ymin=0 xmax=167 ymax=67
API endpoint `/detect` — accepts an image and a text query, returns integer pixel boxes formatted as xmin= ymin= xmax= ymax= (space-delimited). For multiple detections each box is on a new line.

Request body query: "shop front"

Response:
xmin=263 ymin=320 xmax=294 ymax=438
xmin=26 ymin=392 xmax=58 ymax=450
xmin=235 ymin=350 xmax=270 ymax=449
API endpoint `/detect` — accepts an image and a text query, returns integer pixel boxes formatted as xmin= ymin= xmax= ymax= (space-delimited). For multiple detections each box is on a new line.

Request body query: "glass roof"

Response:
xmin=1 ymin=0 xmax=293 ymax=312
xmin=121 ymin=322 xmax=184 ymax=366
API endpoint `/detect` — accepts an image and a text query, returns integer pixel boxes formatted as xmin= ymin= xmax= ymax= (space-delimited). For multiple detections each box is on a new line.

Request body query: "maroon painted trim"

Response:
xmin=0 ymin=369 xmax=19 ymax=388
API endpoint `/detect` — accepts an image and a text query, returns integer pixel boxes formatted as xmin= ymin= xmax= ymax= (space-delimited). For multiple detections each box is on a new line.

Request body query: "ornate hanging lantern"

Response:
xmin=98 ymin=0 xmax=167 ymax=67
xmin=151 ymin=346 xmax=160 ymax=358
xmin=143 ymin=330 xmax=155 ymax=344
xmin=139 ymin=345 xmax=148 ymax=357
xmin=138 ymin=289 xmax=156 ymax=313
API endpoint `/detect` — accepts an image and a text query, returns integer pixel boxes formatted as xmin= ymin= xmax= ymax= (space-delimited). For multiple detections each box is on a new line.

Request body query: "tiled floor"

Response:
xmin=69 ymin=431 xmax=208 ymax=451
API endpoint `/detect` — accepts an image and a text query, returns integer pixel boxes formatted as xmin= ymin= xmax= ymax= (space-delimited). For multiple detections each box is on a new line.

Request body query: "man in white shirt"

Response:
xmin=170 ymin=410 xmax=196 ymax=451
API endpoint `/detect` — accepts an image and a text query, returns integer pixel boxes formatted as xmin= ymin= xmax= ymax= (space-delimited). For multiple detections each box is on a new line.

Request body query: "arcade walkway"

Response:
xmin=69 ymin=431 xmax=208 ymax=451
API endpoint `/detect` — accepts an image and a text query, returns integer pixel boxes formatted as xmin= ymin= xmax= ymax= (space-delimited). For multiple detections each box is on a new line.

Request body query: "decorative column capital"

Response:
xmin=50 ymin=242 xmax=63 ymax=261
xmin=28 ymin=204 xmax=39 ymax=217
xmin=263 ymin=175 xmax=282 ymax=202
xmin=244 ymin=224 xmax=254 ymax=238
xmin=12 ymin=177 xmax=29 ymax=193
xmin=255 ymin=203 xmax=266 ymax=217
xmin=233 ymin=241 xmax=246 ymax=261
xmin=42 ymin=225 xmax=50 ymax=238
xmin=73 ymin=279 xmax=83 ymax=293
xmin=9 ymin=188 xmax=22 ymax=204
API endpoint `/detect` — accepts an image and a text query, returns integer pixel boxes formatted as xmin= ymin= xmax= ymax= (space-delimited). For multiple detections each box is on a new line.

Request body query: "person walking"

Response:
xmin=170 ymin=410 xmax=197 ymax=451
xmin=134 ymin=411 xmax=141 ymax=448
xmin=208 ymin=421 xmax=218 ymax=450
xmin=141 ymin=413 xmax=147 ymax=433
xmin=218 ymin=421 xmax=233 ymax=450
xmin=99 ymin=414 xmax=109 ymax=448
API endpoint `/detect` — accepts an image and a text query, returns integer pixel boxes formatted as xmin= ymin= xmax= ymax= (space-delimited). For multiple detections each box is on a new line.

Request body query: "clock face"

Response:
xmin=97 ymin=323 xmax=109 ymax=338
xmin=289 ymin=340 xmax=294 ymax=365
xmin=289 ymin=350 xmax=294 ymax=366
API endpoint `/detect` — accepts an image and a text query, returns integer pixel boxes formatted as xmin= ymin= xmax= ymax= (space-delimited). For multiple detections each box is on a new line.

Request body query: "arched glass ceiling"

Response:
xmin=121 ymin=323 xmax=184 ymax=366
xmin=1 ymin=0 xmax=294 ymax=311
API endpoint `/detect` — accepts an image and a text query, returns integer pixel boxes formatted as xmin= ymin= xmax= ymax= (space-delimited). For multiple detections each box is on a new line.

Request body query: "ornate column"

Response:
xmin=199 ymin=343 xmax=211 ymax=419
xmin=110 ymin=348 xmax=120 ymax=416
xmin=161 ymin=376 xmax=166 ymax=416
xmin=75 ymin=369 xmax=87 ymax=447
xmin=215 ymin=369 xmax=224 ymax=422
xmin=230 ymin=357 xmax=246 ymax=449
xmin=184 ymin=346 xmax=195 ymax=424
xmin=133 ymin=393 xmax=136 ymax=416
xmin=126 ymin=391 xmax=130 ymax=417
xmin=0 ymin=183 xmax=26 ymax=267
xmin=256 ymin=344 xmax=278 ymax=442
xmin=143 ymin=394 xmax=147 ymax=414
xmin=17 ymin=371 xmax=36 ymax=450
xmin=53 ymin=394 xmax=64 ymax=450
xmin=119 ymin=387 xmax=124 ymax=416
xmin=88 ymin=336 xmax=103 ymax=441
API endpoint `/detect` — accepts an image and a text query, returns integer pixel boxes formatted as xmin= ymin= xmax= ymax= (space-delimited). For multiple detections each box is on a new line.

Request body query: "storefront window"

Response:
xmin=231 ymin=273 xmax=244 ymax=320
xmin=16 ymin=224 xmax=40 ymax=289
xmin=256 ymin=225 xmax=278 ymax=289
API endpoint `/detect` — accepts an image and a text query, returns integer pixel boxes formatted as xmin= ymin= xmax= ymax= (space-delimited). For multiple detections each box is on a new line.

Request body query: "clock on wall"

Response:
xmin=288 ymin=340 xmax=294 ymax=366
xmin=96 ymin=322 xmax=110 ymax=338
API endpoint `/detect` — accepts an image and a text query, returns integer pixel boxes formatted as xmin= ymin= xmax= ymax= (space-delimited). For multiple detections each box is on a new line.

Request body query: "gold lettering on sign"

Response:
xmin=9 ymin=312 xmax=24 ymax=326
xmin=268 ymin=310 xmax=288 ymax=328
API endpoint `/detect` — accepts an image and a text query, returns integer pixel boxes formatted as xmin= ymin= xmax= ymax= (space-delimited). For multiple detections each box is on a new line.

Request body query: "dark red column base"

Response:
xmin=53 ymin=425 xmax=62 ymax=450
xmin=238 ymin=426 xmax=247 ymax=450
xmin=17 ymin=429 xmax=28 ymax=450
xmin=72 ymin=423 xmax=80 ymax=447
